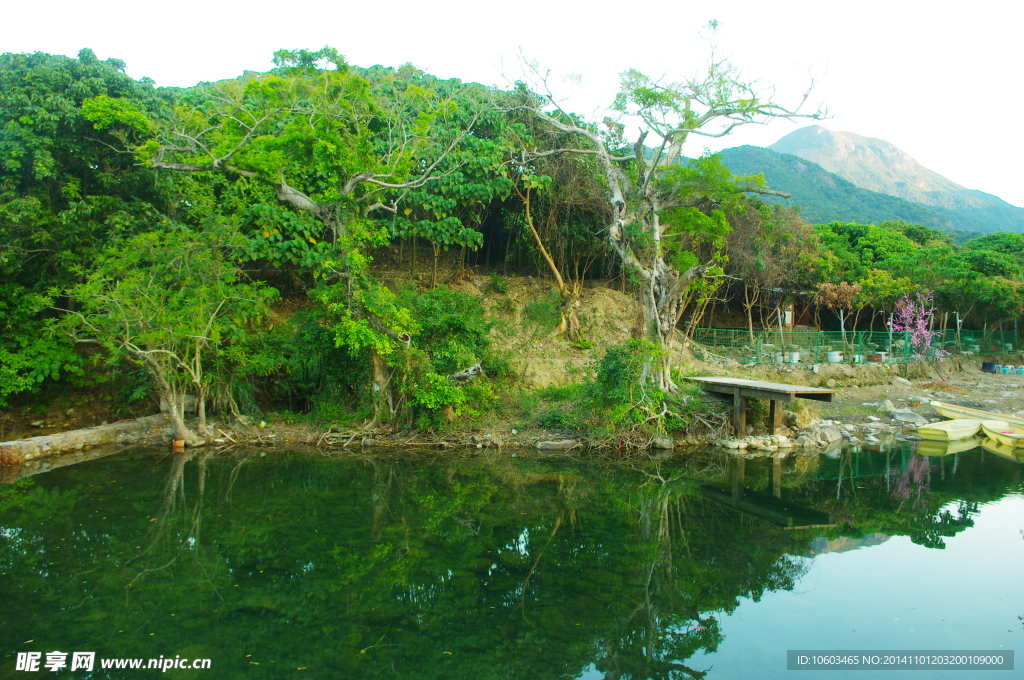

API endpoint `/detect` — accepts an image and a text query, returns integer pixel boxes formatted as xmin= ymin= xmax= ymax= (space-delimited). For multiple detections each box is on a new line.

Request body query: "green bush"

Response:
xmin=400 ymin=285 xmax=493 ymax=376
xmin=274 ymin=311 xmax=371 ymax=421
xmin=524 ymin=289 xmax=562 ymax=330
xmin=485 ymin=274 xmax=510 ymax=294
xmin=579 ymin=339 xmax=707 ymax=434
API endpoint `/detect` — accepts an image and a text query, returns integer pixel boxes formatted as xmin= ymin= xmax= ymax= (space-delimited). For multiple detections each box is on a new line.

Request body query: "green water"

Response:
xmin=1 ymin=445 xmax=1021 ymax=679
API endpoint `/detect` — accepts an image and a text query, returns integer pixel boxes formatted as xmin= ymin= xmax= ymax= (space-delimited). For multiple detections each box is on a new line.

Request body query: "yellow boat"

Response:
xmin=979 ymin=437 xmax=1024 ymax=463
xmin=916 ymin=436 xmax=981 ymax=456
xmin=979 ymin=420 xmax=1024 ymax=448
xmin=931 ymin=401 xmax=1024 ymax=428
xmin=916 ymin=419 xmax=982 ymax=441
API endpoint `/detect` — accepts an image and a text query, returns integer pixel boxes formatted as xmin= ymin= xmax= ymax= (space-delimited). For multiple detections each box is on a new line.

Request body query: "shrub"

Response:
xmin=485 ymin=274 xmax=510 ymax=294
xmin=400 ymin=285 xmax=493 ymax=376
xmin=579 ymin=339 xmax=707 ymax=434
xmin=524 ymin=289 xmax=563 ymax=330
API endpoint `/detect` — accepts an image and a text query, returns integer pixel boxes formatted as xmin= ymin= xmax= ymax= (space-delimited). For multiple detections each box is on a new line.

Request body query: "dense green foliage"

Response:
xmin=2 ymin=46 xmax=1023 ymax=430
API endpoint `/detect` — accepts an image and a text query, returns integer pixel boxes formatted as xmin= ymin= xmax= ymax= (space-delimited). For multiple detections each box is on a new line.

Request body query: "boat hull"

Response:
xmin=917 ymin=419 xmax=981 ymax=441
xmin=979 ymin=420 xmax=1024 ymax=448
xmin=931 ymin=401 xmax=1024 ymax=428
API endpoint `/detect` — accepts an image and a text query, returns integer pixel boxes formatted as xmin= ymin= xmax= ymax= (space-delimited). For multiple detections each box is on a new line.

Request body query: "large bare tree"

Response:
xmin=522 ymin=54 xmax=821 ymax=389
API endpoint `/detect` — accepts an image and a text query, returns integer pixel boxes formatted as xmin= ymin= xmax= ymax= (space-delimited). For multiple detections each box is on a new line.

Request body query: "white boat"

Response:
xmin=916 ymin=419 xmax=981 ymax=441
xmin=979 ymin=420 xmax=1024 ymax=449
xmin=930 ymin=401 xmax=1024 ymax=428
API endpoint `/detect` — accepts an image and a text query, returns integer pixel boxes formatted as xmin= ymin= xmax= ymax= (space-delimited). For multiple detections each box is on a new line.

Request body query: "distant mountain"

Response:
xmin=767 ymin=126 xmax=1024 ymax=234
xmin=718 ymin=146 xmax=958 ymax=232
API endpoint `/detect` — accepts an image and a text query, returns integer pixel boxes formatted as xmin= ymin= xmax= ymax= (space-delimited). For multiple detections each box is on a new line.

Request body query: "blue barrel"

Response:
xmin=982 ymin=362 xmax=995 ymax=372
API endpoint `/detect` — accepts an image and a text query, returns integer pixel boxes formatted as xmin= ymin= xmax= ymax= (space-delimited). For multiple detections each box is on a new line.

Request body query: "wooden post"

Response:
xmin=769 ymin=399 xmax=783 ymax=435
xmin=734 ymin=395 xmax=747 ymax=439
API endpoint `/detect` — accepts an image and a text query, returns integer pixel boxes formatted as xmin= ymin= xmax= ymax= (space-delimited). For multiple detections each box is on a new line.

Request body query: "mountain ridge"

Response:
xmin=718 ymin=127 xmax=1024 ymax=236
xmin=766 ymin=126 xmax=1024 ymax=230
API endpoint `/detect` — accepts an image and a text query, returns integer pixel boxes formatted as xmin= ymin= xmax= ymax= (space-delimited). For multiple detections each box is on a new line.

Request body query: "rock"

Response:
xmin=892 ymin=410 xmax=928 ymax=426
xmin=536 ymin=439 xmax=578 ymax=450
xmin=877 ymin=399 xmax=896 ymax=414
xmin=652 ymin=437 xmax=675 ymax=450
xmin=865 ymin=434 xmax=881 ymax=444
xmin=894 ymin=377 xmax=912 ymax=385
xmin=723 ymin=439 xmax=740 ymax=449
xmin=361 ymin=438 xmax=376 ymax=448
xmin=825 ymin=379 xmax=838 ymax=388
xmin=868 ymin=415 xmax=881 ymax=422
xmin=794 ymin=435 xmax=815 ymax=447
xmin=30 ymin=420 xmax=46 ymax=428
xmin=820 ymin=426 xmax=844 ymax=443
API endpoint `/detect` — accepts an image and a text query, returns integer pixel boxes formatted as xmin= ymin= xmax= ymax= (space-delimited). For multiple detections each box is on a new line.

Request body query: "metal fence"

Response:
xmin=691 ymin=328 xmax=1021 ymax=365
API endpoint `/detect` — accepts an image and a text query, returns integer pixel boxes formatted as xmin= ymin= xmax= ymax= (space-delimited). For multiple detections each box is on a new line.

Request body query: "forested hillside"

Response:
xmin=2 ymin=48 xmax=1023 ymax=439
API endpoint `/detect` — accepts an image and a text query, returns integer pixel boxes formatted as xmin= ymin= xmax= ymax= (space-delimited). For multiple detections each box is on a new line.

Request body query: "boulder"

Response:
xmin=652 ymin=437 xmax=675 ymax=450
xmin=820 ymin=426 xmax=844 ymax=444
xmin=877 ymin=399 xmax=896 ymax=414
xmin=892 ymin=410 xmax=928 ymax=426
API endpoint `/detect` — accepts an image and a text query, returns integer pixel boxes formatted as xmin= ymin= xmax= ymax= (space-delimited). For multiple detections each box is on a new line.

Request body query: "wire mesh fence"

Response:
xmin=691 ymin=328 xmax=1020 ymax=365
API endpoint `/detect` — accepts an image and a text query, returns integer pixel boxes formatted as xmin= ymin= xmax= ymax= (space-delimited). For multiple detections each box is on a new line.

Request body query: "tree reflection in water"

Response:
xmin=0 ymin=444 xmax=1017 ymax=678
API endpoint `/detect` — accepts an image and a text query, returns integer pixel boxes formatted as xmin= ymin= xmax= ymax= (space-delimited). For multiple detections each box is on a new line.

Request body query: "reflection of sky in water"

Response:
xmin=685 ymin=495 xmax=1024 ymax=679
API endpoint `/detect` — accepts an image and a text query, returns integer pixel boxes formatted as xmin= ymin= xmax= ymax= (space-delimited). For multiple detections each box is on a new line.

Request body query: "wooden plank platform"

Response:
xmin=689 ymin=377 xmax=838 ymax=438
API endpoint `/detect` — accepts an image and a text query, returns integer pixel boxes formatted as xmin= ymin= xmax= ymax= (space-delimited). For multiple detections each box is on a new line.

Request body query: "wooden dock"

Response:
xmin=688 ymin=377 xmax=838 ymax=438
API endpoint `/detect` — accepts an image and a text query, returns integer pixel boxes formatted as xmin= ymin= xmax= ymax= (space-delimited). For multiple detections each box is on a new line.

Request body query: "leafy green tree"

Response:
xmin=0 ymin=49 xmax=168 ymax=402
xmin=142 ymin=49 xmax=491 ymax=419
xmin=50 ymin=226 xmax=277 ymax=443
xmin=389 ymin=77 xmax=515 ymax=286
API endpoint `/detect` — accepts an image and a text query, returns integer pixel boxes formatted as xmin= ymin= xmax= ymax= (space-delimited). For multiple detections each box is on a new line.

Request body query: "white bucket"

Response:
xmin=774 ymin=352 xmax=784 ymax=364
xmin=826 ymin=351 xmax=843 ymax=363
xmin=788 ymin=352 xmax=801 ymax=363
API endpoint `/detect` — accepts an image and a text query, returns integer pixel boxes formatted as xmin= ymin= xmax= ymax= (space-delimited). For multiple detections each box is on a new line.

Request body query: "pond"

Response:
xmin=1 ymin=444 xmax=1021 ymax=679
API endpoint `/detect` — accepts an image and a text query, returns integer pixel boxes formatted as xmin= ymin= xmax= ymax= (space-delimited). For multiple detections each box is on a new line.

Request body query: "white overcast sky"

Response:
xmin=4 ymin=0 xmax=1023 ymax=207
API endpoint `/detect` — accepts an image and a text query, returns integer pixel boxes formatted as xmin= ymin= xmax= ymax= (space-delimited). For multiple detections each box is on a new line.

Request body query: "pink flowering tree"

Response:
xmin=892 ymin=291 xmax=946 ymax=360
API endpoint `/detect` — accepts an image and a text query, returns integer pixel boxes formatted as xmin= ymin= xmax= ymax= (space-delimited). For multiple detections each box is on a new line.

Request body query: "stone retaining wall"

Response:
xmin=0 ymin=414 xmax=172 ymax=466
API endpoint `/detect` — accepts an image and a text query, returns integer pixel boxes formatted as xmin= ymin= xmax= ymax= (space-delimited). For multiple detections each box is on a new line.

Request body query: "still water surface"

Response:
xmin=1 ymin=445 xmax=1021 ymax=678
